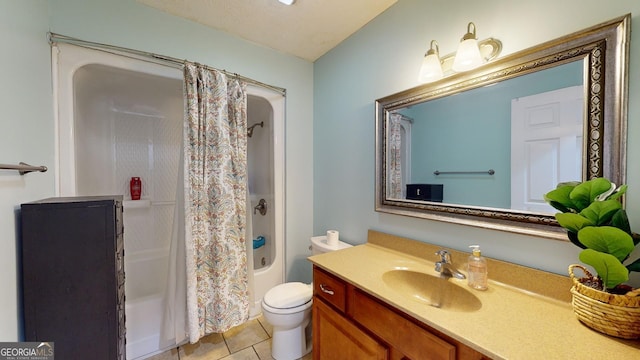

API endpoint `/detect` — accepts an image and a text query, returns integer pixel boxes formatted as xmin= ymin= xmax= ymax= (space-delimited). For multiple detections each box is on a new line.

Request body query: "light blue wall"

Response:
xmin=0 ymin=0 xmax=54 ymax=341
xmin=47 ymin=0 xmax=315 ymax=284
xmin=406 ymin=61 xmax=583 ymax=208
xmin=0 ymin=0 xmax=314 ymax=340
xmin=314 ymin=0 xmax=640 ymax=283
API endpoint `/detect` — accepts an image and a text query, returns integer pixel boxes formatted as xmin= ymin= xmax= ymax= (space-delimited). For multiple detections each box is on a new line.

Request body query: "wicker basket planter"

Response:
xmin=569 ymin=264 xmax=640 ymax=339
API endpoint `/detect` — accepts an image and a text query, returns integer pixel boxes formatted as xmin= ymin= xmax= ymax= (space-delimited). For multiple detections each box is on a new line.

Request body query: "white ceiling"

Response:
xmin=137 ymin=0 xmax=398 ymax=62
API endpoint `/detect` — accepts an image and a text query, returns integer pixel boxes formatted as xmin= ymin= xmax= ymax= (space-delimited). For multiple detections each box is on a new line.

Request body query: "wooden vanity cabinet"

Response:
xmin=312 ymin=266 xmax=487 ymax=360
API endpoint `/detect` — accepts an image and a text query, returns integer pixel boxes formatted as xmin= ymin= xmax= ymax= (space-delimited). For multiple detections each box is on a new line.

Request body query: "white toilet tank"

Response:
xmin=310 ymin=235 xmax=352 ymax=255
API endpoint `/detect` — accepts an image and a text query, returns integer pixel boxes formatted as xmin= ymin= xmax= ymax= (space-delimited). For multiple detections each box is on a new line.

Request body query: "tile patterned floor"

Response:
xmin=146 ymin=316 xmax=313 ymax=360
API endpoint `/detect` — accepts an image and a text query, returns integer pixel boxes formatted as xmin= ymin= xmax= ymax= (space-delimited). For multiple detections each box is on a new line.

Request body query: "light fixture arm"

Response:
xmin=479 ymin=38 xmax=502 ymax=61
xmin=425 ymin=40 xmax=440 ymax=57
xmin=461 ymin=22 xmax=478 ymax=41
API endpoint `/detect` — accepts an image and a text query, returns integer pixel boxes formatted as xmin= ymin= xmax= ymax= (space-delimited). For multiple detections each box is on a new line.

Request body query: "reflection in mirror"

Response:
xmin=376 ymin=15 xmax=630 ymax=239
xmin=388 ymin=60 xmax=584 ymax=214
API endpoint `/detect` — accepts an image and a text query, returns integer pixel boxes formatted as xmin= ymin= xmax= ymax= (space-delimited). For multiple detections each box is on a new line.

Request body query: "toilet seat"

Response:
xmin=262 ymin=282 xmax=312 ymax=314
xmin=262 ymin=298 xmax=312 ymax=315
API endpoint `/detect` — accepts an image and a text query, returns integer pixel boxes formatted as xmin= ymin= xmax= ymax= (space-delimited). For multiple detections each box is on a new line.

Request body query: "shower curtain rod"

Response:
xmin=48 ymin=32 xmax=287 ymax=95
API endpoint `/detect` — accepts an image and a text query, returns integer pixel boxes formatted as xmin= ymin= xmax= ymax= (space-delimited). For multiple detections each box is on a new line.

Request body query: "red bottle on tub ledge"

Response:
xmin=130 ymin=177 xmax=142 ymax=200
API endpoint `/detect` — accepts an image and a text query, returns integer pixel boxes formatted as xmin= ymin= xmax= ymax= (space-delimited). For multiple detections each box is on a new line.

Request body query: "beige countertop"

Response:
xmin=308 ymin=230 xmax=640 ymax=359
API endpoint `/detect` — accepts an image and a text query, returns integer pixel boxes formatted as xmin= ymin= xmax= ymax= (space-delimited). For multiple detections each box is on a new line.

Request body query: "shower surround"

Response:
xmin=52 ymin=42 xmax=285 ymax=359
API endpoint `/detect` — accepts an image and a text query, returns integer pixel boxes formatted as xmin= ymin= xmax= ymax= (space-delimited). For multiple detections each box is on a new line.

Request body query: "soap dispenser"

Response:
xmin=467 ymin=245 xmax=488 ymax=290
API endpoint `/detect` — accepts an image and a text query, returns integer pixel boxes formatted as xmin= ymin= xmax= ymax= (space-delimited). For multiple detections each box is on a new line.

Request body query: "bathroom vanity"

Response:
xmin=309 ymin=231 xmax=640 ymax=359
xmin=313 ymin=266 xmax=486 ymax=359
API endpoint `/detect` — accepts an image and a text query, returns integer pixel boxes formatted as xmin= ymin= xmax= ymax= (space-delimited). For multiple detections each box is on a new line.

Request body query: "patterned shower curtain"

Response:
xmin=183 ymin=62 xmax=249 ymax=343
xmin=388 ymin=113 xmax=403 ymax=199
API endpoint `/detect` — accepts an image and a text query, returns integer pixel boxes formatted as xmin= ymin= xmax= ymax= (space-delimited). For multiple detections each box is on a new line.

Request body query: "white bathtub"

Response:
xmin=125 ymin=295 xmax=166 ymax=359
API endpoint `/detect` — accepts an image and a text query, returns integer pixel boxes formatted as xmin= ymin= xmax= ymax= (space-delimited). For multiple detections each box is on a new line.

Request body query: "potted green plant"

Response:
xmin=544 ymin=177 xmax=640 ymax=338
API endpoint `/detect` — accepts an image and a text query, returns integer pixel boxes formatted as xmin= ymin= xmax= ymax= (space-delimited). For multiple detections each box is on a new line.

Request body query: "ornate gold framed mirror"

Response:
xmin=375 ymin=14 xmax=630 ymax=239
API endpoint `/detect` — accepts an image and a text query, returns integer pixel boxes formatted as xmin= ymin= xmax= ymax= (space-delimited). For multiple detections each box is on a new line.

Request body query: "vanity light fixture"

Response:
xmin=278 ymin=0 xmax=296 ymax=5
xmin=418 ymin=22 xmax=502 ymax=83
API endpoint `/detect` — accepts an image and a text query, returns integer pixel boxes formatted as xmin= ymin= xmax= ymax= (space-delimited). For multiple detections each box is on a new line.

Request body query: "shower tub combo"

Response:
xmin=52 ymin=43 xmax=285 ymax=359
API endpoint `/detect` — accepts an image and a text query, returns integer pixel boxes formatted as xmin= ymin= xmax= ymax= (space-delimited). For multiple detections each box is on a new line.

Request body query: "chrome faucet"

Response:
xmin=434 ymin=250 xmax=466 ymax=279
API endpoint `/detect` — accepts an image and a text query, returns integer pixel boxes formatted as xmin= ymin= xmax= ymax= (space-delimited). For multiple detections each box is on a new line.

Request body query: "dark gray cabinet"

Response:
xmin=20 ymin=196 xmax=125 ymax=360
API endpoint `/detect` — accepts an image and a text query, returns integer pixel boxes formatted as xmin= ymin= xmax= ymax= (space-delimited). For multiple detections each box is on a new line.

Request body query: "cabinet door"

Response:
xmin=350 ymin=288 xmax=455 ymax=360
xmin=313 ymin=297 xmax=388 ymax=360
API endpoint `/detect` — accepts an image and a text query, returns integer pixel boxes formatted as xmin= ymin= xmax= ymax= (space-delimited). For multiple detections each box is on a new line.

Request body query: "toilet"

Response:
xmin=261 ymin=235 xmax=352 ymax=360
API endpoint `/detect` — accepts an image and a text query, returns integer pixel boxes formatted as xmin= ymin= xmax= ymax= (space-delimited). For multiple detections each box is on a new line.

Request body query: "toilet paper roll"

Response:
xmin=326 ymin=230 xmax=339 ymax=246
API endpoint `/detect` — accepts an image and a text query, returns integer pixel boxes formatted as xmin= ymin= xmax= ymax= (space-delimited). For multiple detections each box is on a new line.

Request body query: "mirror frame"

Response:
xmin=375 ymin=14 xmax=630 ymax=240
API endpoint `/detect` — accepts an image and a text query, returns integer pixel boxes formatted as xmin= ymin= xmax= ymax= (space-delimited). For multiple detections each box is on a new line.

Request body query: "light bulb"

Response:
xmin=452 ymin=38 xmax=483 ymax=72
xmin=418 ymin=40 xmax=443 ymax=83
xmin=452 ymin=22 xmax=484 ymax=72
xmin=419 ymin=53 xmax=444 ymax=83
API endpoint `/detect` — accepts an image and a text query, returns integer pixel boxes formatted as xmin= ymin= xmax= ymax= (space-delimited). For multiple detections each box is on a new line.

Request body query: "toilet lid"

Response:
xmin=263 ymin=282 xmax=312 ymax=309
